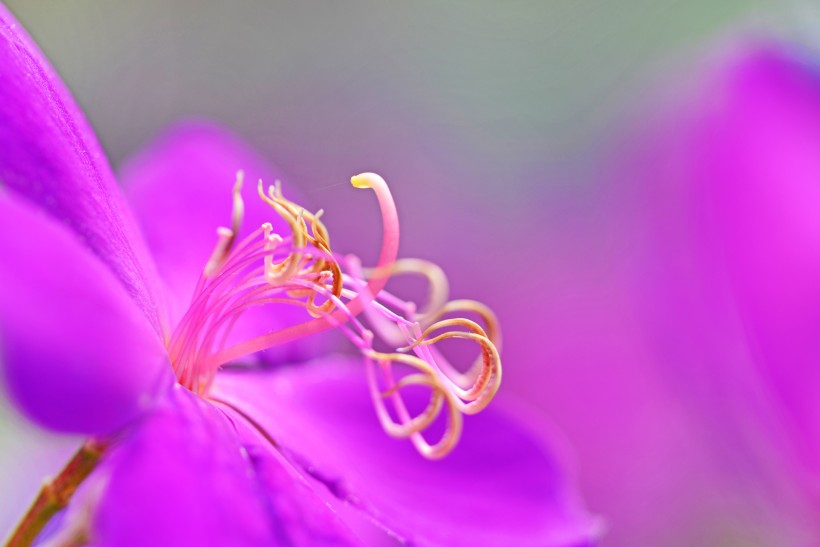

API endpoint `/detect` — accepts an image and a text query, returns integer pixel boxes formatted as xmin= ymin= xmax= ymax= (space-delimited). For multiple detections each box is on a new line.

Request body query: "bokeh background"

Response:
xmin=3 ymin=1 xmax=819 ymax=545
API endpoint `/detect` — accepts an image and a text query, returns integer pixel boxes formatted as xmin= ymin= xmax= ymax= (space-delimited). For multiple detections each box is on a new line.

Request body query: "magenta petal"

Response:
xmin=122 ymin=120 xmax=323 ymax=362
xmin=91 ymin=387 xmax=360 ymax=546
xmin=634 ymin=43 xmax=820 ymax=471
xmin=625 ymin=41 xmax=820 ymax=537
xmin=0 ymin=193 xmax=171 ymax=434
xmin=222 ymin=403 xmax=395 ymax=546
xmin=698 ymin=45 xmax=820 ymax=478
xmin=0 ymin=5 xmax=164 ymax=333
xmin=213 ymin=360 xmax=600 ymax=546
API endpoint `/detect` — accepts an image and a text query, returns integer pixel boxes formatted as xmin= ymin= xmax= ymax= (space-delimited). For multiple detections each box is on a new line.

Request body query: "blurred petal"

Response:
xmin=92 ymin=387 xmax=360 ymax=546
xmin=696 ymin=44 xmax=820 ymax=476
xmin=0 ymin=5 xmax=164 ymax=334
xmin=0 ymin=193 xmax=171 ymax=434
xmin=213 ymin=359 xmax=600 ymax=546
xmin=627 ymin=39 xmax=820 ymax=539
xmin=121 ymin=120 xmax=323 ymax=362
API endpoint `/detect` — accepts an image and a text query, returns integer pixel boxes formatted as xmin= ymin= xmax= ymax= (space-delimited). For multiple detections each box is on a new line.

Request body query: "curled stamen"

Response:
xmin=169 ymin=170 xmax=501 ymax=459
xmin=340 ymin=251 xmax=502 ymax=428
xmin=201 ymin=173 xmax=400 ymax=368
xmin=259 ymin=181 xmax=306 ymax=283
xmin=399 ymin=317 xmax=489 ymax=352
xmin=259 ymin=181 xmax=341 ymax=307
xmin=365 ymin=353 xmax=462 ymax=459
xmin=431 ymin=299 xmax=502 ymax=351
xmin=378 ymin=372 xmax=445 ymax=439
xmin=352 ymin=256 xmax=502 ymax=414
xmin=365 ymin=258 xmax=449 ymax=324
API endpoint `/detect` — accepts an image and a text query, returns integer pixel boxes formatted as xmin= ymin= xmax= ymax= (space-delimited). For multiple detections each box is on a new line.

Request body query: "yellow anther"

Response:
xmin=201 ymin=171 xmax=248 ymax=279
xmin=350 ymin=173 xmax=379 ymax=189
xmin=231 ymin=170 xmax=245 ymax=237
xmin=203 ymin=227 xmax=235 ymax=278
xmin=255 ymin=179 xmax=343 ymax=310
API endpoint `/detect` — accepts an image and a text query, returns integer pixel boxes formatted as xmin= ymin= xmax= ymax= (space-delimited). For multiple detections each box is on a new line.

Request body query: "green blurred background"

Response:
xmin=3 ymin=1 xmax=787 ymax=203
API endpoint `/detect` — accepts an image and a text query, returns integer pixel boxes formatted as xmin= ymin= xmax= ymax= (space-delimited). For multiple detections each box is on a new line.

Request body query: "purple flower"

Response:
xmin=0 ymin=5 xmax=598 ymax=545
xmin=626 ymin=38 xmax=820 ymax=541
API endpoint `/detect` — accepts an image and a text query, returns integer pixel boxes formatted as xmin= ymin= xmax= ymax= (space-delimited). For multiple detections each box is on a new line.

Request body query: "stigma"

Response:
xmin=168 ymin=171 xmax=502 ymax=459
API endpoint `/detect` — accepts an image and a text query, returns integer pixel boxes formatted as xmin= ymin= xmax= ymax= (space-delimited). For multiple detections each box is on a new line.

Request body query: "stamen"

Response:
xmin=202 ymin=171 xmax=247 ymax=278
xmin=365 ymin=258 xmax=449 ymax=323
xmin=168 ymin=171 xmax=502 ymax=458
xmin=432 ymin=299 xmax=502 ymax=351
xmin=401 ymin=318 xmax=502 ymax=413
xmin=365 ymin=353 xmax=463 ymax=459
xmin=231 ymin=171 xmax=245 ymax=236
xmin=200 ymin=173 xmax=399 ymax=367
xmin=203 ymin=227 xmax=235 ymax=278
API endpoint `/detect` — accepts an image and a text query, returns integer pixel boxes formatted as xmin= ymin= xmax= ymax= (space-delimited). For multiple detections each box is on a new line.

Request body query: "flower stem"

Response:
xmin=6 ymin=439 xmax=106 ymax=547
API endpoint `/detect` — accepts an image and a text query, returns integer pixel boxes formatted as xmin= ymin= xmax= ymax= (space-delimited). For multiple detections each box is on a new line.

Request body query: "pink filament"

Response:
xmin=199 ymin=173 xmax=398 ymax=370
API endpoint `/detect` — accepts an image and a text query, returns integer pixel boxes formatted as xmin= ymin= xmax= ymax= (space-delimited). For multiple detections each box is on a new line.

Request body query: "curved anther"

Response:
xmin=399 ymin=317 xmax=500 ymax=403
xmin=421 ymin=339 xmax=500 ymax=412
xmin=366 ymin=349 xmax=472 ymax=444
xmin=365 ymin=354 xmax=463 ymax=459
xmin=230 ymin=171 xmax=245 ymax=237
xmin=203 ymin=227 xmax=235 ymax=278
xmin=399 ymin=318 xmax=488 ymax=351
xmin=364 ymin=258 xmax=449 ymax=324
xmin=202 ymin=172 xmax=247 ymax=278
xmin=373 ymin=370 xmax=445 ymax=439
xmin=429 ymin=299 xmax=502 ymax=351
xmin=258 ymin=180 xmax=306 ymax=283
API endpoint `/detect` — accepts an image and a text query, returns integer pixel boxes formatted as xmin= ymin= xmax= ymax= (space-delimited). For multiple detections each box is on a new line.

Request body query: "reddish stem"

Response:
xmin=6 ymin=439 xmax=106 ymax=547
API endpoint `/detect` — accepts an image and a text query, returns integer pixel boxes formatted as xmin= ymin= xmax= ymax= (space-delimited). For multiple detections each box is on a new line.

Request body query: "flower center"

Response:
xmin=168 ymin=172 xmax=502 ymax=459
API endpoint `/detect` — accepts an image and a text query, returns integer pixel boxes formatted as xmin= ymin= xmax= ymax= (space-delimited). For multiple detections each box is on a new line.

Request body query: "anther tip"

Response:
xmin=350 ymin=172 xmax=384 ymax=189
